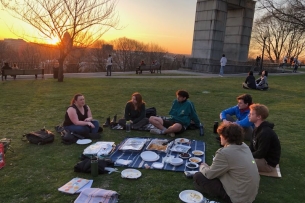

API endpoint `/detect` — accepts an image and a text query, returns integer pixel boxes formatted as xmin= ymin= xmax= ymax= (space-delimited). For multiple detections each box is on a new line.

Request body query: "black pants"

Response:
xmin=193 ymin=172 xmax=232 ymax=203
xmin=118 ymin=118 xmax=148 ymax=130
xmin=106 ymin=65 xmax=112 ymax=76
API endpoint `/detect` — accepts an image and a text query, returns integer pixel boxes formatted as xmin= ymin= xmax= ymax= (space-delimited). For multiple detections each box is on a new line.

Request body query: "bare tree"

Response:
xmin=1 ymin=0 xmax=119 ymax=82
xmin=259 ymin=0 xmax=305 ymax=31
xmin=251 ymin=12 xmax=305 ymax=63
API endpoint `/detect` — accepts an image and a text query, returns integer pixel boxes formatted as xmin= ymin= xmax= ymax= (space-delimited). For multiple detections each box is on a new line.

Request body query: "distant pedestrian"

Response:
xmin=106 ymin=54 xmax=112 ymax=76
xmin=219 ymin=54 xmax=227 ymax=77
xmin=293 ymin=57 xmax=299 ymax=73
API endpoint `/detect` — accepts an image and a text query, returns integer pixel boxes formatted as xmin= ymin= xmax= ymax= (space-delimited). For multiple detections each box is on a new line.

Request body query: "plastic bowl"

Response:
xmin=170 ymin=158 xmax=183 ymax=166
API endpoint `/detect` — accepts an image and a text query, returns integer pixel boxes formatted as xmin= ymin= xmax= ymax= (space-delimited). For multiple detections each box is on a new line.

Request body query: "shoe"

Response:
xmin=110 ymin=114 xmax=117 ymax=127
xmin=150 ymin=128 xmax=162 ymax=135
xmin=219 ymin=75 xmax=223 ymax=77
xmin=98 ymin=126 xmax=103 ymax=133
xmin=103 ymin=116 xmax=111 ymax=127
xmin=168 ymin=132 xmax=175 ymax=138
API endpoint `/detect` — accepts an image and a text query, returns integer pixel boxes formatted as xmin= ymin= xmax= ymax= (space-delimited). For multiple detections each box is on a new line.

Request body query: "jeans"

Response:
xmin=64 ymin=120 xmax=99 ymax=136
xmin=220 ymin=66 xmax=224 ymax=75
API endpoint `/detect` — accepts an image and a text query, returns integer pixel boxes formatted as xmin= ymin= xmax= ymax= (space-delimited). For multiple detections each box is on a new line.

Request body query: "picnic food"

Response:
xmin=147 ymin=143 xmax=167 ymax=151
xmin=180 ymin=153 xmax=190 ymax=158
xmin=192 ymin=150 xmax=204 ymax=156
xmin=189 ymin=157 xmax=200 ymax=163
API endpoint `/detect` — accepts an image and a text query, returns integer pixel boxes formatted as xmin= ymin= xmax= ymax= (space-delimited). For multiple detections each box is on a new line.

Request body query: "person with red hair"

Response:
xmin=118 ymin=92 xmax=148 ymax=129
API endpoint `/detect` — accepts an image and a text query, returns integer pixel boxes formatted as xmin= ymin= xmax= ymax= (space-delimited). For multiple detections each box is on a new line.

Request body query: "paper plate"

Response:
xmin=140 ymin=151 xmax=160 ymax=162
xmin=121 ymin=169 xmax=142 ymax=179
xmin=179 ymin=190 xmax=203 ymax=203
xmin=76 ymin=139 xmax=92 ymax=145
xmin=175 ymin=138 xmax=190 ymax=144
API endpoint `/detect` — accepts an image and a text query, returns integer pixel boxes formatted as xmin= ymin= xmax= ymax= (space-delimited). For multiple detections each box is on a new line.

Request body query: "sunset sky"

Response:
xmin=0 ymin=0 xmax=197 ymax=55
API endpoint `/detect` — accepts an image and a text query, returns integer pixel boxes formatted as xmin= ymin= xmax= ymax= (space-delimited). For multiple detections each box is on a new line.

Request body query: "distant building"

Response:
xmin=3 ymin=38 xmax=27 ymax=50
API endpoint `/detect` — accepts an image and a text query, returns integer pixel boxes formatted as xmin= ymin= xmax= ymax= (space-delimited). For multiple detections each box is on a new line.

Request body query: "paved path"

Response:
xmin=2 ymin=69 xmax=304 ymax=80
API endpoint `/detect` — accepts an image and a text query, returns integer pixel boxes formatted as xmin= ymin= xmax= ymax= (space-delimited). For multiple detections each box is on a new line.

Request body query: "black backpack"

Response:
xmin=146 ymin=107 xmax=157 ymax=118
xmin=22 ymin=128 xmax=55 ymax=145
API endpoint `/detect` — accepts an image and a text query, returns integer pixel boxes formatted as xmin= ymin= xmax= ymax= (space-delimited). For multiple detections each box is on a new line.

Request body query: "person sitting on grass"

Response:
xmin=63 ymin=93 xmax=100 ymax=137
xmin=242 ymin=71 xmax=256 ymax=89
xmin=193 ymin=123 xmax=260 ymax=203
xmin=248 ymin=103 xmax=281 ymax=174
xmin=256 ymin=70 xmax=268 ymax=90
xmin=219 ymin=94 xmax=254 ymax=141
xmin=149 ymin=90 xmax=201 ymax=137
xmin=118 ymin=92 xmax=148 ymax=130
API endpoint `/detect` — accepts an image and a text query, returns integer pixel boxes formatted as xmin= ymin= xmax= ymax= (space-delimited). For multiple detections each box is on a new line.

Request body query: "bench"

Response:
xmin=1 ymin=69 xmax=44 ymax=80
xmin=136 ymin=64 xmax=161 ymax=74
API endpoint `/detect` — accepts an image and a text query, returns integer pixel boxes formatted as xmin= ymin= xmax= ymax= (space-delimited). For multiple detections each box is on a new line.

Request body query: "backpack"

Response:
xmin=22 ymin=128 xmax=55 ymax=145
xmin=145 ymin=107 xmax=157 ymax=118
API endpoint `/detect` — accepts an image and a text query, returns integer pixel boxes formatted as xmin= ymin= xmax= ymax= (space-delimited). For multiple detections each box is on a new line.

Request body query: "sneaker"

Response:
xmin=150 ymin=128 xmax=162 ymax=135
xmin=219 ymin=75 xmax=223 ymax=77
xmin=168 ymin=132 xmax=175 ymax=138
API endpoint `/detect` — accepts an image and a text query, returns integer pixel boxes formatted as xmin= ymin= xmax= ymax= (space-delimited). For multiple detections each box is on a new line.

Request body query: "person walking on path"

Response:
xmin=106 ymin=54 xmax=113 ymax=76
xmin=219 ymin=54 xmax=227 ymax=77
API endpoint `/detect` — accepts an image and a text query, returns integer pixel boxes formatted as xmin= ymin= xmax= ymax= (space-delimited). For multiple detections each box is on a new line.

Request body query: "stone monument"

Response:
xmin=189 ymin=0 xmax=256 ymax=73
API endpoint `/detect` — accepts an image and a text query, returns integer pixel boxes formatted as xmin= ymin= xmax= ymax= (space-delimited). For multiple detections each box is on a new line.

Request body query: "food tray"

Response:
xmin=170 ymin=144 xmax=191 ymax=153
xmin=119 ymin=138 xmax=147 ymax=151
xmin=146 ymin=138 xmax=172 ymax=153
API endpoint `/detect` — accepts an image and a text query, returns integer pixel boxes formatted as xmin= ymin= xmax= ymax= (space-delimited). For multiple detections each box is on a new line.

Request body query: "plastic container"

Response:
xmin=126 ymin=121 xmax=131 ymax=132
xmin=91 ymin=156 xmax=98 ymax=177
xmin=199 ymin=123 xmax=204 ymax=136
xmin=213 ymin=121 xmax=219 ymax=134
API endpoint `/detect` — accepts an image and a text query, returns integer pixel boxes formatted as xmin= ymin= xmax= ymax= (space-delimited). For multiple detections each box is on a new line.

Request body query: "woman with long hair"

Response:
xmin=118 ymin=92 xmax=148 ymax=129
xmin=62 ymin=94 xmax=100 ymax=136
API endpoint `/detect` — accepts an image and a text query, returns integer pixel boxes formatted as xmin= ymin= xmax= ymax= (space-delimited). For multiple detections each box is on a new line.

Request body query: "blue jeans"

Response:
xmin=64 ymin=120 xmax=99 ymax=135
xmin=220 ymin=66 xmax=224 ymax=75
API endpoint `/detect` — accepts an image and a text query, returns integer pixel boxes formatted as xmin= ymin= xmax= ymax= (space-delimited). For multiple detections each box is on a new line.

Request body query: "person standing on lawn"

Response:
xmin=219 ymin=94 xmax=254 ymax=141
xmin=149 ymin=90 xmax=201 ymax=137
xmin=106 ymin=54 xmax=112 ymax=76
xmin=193 ymin=123 xmax=260 ymax=203
xmin=219 ymin=54 xmax=227 ymax=77
xmin=248 ymin=103 xmax=281 ymax=173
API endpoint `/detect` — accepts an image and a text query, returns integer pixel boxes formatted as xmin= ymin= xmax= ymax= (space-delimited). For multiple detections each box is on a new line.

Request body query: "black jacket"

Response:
xmin=245 ymin=75 xmax=256 ymax=89
xmin=250 ymin=121 xmax=281 ymax=167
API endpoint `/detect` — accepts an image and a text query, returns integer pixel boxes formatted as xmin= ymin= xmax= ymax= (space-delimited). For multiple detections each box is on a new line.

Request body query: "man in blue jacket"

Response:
xmin=219 ymin=94 xmax=254 ymax=141
xmin=149 ymin=90 xmax=201 ymax=137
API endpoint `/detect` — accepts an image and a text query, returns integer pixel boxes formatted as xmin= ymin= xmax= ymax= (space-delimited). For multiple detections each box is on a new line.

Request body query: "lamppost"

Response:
xmin=259 ymin=31 xmax=269 ymax=75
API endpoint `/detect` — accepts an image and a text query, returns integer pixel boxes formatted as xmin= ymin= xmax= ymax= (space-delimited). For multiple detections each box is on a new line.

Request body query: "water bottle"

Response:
xmin=213 ymin=121 xmax=219 ymax=134
xmin=0 ymin=143 xmax=5 ymax=169
xmin=126 ymin=121 xmax=131 ymax=132
xmin=199 ymin=123 xmax=204 ymax=136
xmin=91 ymin=156 xmax=98 ymax=177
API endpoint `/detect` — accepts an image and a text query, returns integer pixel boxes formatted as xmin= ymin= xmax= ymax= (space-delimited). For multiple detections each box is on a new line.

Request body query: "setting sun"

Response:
xmin=46 ymin=37 xmax=60 ymax=45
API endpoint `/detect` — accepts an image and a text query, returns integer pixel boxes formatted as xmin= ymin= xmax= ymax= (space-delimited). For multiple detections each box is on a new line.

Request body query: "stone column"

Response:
xmin=192 ymin=0 xmax=256 ymax=63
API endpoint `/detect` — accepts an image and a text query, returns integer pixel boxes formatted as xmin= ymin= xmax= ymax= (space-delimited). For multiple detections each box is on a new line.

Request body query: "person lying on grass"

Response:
xmin=149 ymin=90 xmax=201 ymax=137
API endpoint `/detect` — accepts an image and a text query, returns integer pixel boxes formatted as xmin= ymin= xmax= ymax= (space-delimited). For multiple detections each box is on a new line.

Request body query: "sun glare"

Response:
xmin=46 ymin=37 xmax=60 ymax=45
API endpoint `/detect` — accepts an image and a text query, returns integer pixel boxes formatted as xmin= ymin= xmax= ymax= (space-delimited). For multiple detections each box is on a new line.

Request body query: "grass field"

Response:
xmin=0 ymin=73 xmax=304 ymax=203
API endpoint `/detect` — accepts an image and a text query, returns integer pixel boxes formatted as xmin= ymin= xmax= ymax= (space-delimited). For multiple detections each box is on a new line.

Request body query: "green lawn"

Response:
xmin=0 ymin=74 xmax=304 ymax=203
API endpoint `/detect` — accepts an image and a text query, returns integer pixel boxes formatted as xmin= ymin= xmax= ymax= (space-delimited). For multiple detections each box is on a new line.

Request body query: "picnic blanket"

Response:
xmin=109 ymin=137 xmax=205 ymax=172
xmin=259 ymin=164 xmax=282 ymax=178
